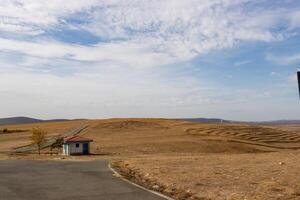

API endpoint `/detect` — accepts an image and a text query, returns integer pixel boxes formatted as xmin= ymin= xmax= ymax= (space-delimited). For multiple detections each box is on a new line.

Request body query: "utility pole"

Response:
xmin=298 ymin=71 xmax=300 ymax=98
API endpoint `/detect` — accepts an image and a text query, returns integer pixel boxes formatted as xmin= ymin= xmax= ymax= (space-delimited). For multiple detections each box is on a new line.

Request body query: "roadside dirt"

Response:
xmin=114 ymin=152 xmax=300 ymax=200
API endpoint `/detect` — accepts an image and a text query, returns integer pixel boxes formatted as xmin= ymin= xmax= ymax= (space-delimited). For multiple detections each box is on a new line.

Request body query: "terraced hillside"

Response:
xmin=185 ymin=124 xmax=300 ymax=148
xmin=75 ymin=119 xmax=300 ymax=156
xmin=1 ymin=118 xmax=300 ymax=155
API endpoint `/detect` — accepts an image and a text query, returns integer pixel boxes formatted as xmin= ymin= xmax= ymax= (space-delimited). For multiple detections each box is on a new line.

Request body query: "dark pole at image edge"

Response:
xmin=298 ymin=71 xmax=300 ymax=98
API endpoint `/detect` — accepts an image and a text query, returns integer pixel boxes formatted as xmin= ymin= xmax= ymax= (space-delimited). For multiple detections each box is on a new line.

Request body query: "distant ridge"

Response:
xmin=179 ymin=118 xmax=231 ymax=123
xmin=1 ymin=117 xmax=300 ymax=126
xmin=255 ymin=120 xmax=300 ymax=125
xmin=0 ymin=117 xmax=68 ymax=126
xmin=179 ymin=118 xmax=300 ymax=125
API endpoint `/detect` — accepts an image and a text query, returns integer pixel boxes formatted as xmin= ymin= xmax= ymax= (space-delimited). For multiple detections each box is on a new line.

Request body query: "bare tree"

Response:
xmin=31 ymin=128 xmax=47 ymax=155
xmin=50 ymin=137 xmax=64 ymax=155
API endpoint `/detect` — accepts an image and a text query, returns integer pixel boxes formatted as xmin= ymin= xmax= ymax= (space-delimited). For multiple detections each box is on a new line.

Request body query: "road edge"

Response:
xmin=108 ymin=162 xmax=175 ymax=200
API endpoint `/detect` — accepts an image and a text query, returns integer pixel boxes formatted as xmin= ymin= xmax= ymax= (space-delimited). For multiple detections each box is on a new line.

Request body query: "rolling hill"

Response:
xmin=1 ymin=118 xmax=300 ymax=200
xmin=0 ymin=117 xmax=68 ymax=126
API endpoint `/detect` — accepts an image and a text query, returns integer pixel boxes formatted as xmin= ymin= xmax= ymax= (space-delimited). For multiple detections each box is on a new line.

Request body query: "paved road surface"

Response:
xmin=0 ymin=160 xmax=165 ymax=200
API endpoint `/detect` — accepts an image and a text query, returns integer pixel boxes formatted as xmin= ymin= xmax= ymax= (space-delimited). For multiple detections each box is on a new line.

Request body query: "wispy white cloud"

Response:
xmin=0 ymin=0 xmax=100 ymax=34
xmin=270 ymin=71 xmax=298 ymax=87
xmin=0 ymin=68 xmax=222 ymax=118
xmin=2 ymin=68 xmax=296 ymax=121
xmin=0 ymin=0 xmax=299 ymax=68
xmin=287 ymin=73 xmax=298 ymax=85
xmin=0 ymin=38 xmax=178 ymax=68
xmin=266 ymin=52 xmax=300 ymax=65
xmin=234 ymin=60 xmax=251 ymax=66
xmin=287 ymin=9 xmax=300 ymax=29
xmin=0 ymin=0 xmax=300 ymax=120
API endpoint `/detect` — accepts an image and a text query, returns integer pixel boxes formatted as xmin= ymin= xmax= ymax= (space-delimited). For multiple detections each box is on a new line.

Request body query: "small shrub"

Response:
xmin=50 ymin=137 xmax=64 ymax=153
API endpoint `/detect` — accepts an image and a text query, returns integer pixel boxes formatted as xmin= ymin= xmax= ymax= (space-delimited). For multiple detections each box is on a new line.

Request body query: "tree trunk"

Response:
xmin=38 ymin=145 xmax=40 ymax=155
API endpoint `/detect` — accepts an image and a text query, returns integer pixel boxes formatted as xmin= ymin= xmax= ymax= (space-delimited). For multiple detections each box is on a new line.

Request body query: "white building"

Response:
xmin=63 ymin=135 xmax=93 ymax=155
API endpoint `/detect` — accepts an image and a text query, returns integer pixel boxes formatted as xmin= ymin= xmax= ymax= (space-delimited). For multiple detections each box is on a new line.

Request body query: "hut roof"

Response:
xmin=64 ymin=135 xmax=93 ymax=142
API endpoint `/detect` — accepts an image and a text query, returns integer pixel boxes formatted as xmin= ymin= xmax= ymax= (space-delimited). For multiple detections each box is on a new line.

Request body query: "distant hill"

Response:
xmin=179 ymin=118 xmax=231 ymax=123
xmin=2 ymin=117 xmax=300 ymax=126
xmin=179 ymin=118 xmax=300 ymax=125
xmin=0 ymin=117 xmax=68 ymax=126
xmin=256 ymin=120 xmax=300 ymax=125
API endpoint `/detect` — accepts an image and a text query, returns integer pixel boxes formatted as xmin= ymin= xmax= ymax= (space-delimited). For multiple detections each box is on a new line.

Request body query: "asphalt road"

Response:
xmin=0 ymin=160 xmax=166 ymax=200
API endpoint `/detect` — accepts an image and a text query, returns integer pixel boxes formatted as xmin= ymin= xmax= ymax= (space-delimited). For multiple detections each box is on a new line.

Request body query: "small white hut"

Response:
xmin=63 ymin=135 xmax=93 ymax=155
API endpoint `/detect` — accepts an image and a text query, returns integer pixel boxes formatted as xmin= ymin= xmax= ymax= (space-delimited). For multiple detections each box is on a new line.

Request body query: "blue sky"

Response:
xmin=0 ymin=0 xmax=300 ymax=121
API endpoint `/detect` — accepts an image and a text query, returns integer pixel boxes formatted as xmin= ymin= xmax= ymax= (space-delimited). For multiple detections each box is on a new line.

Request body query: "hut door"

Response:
xmin=83 ymin=143 xmax=89 ymax=155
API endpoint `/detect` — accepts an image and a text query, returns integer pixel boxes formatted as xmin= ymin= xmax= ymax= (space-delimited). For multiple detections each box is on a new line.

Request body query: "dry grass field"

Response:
xmin=117 ymin=151 xmax=300 ymax=200
xmin=0 ymin=120 xmax=90 ymax=152
xmin=1 ymin=118 xmax=300 ymax=199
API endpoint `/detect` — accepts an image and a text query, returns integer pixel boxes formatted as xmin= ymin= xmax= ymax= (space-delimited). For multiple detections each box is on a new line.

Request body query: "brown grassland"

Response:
xmin=1 ymin=118 xmax=300 ymax=199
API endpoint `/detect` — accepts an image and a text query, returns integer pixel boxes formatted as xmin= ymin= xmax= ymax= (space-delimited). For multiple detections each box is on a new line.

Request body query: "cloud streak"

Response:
xmin=266 ymin=52 xmax=300 ymax=65
xmin=1 ymin=0 xmax=299 ymax=68
xmin=0 ymin=0 xmax=300 ymax=120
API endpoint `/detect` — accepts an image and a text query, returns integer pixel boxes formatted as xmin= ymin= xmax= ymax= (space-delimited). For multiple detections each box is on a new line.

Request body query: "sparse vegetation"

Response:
xmin=50 ymin=137 xmax=64 ymax=154
xmin=0 ymin=128 xmax=28 ymax=134
xmin=31 ymin=128 xmax=47 ymax=155
xmin=1 ymin=119 xmax=300 ymax=199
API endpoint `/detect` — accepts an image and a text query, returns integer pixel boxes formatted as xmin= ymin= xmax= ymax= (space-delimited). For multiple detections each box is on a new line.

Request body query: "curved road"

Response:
xmin=0 ymin=160 xmax=166 ymax=200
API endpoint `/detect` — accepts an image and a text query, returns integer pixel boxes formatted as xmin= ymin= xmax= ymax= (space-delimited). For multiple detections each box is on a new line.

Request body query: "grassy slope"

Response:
xmin=80 ymin=119 xmax=300 ymax=156
xmin=2 ymin=118 xmax=300 ymax=153
xmin=0 ymin=120 xmax=90 ymax=151
xmin=1 ymin=119 xmax=300 ymax=199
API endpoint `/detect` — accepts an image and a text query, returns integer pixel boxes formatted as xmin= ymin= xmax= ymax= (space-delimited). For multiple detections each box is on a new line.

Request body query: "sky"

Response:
xmin=0 ymin=0 xmax=300 ymax=121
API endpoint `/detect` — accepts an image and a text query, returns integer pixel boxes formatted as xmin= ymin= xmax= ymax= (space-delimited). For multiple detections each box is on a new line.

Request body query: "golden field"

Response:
xmin=1 ymin=118 xmax=300 ymax=199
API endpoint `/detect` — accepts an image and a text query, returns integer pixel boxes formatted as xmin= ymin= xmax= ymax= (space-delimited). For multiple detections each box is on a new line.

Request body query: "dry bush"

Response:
xmin=31 ymin=128 xmax=47 ymax=155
